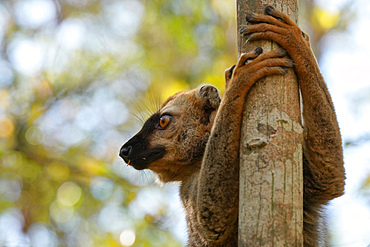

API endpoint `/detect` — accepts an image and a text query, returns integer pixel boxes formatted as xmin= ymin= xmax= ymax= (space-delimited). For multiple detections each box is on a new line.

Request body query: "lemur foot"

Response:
xmin=239 ymin=6 xmax=310 ymax=61
xmin=224 ymin=47 xmax=293 ymax=91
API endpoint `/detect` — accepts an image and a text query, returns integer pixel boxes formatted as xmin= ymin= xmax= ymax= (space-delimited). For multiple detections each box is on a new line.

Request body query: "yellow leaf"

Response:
xmin=315 ymin=7 xmax=340 ymax=30
xmin=152 ymin=80 xmax=190 ymax=103
xmin=46 ymin=162 xmax=70 ymax=181
xmin=0 ymin=89 xmax=10 ymax=109
xmin=0 ymin=117 xmax=14 ymax=138
xmin=78 ymin=157 xmax=108 ymax=176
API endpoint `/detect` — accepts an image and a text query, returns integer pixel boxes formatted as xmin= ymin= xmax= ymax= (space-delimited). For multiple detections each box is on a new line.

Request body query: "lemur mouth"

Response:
xmin=127 ymin=158 xmax=149 ymax=170
xmin=120 ymin=146 xmax=167 ymax=170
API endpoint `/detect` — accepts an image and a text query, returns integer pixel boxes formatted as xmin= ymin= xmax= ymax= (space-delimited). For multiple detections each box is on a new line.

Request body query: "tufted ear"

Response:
xmin=197 ymin=84 xmax=221 ymax=125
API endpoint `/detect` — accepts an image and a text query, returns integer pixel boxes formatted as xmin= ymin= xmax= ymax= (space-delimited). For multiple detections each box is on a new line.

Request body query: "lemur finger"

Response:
xmin=244 ymin=12 xmax=288 ymax=28
xmin=245 ymin=48 xmax=289 ymax=68
xmin=250 ymin=57 xmax=294 ymax=70
xmin=245 ymin=31 xmax=289 ymax=49
xmin=240 ymin=23 xmax=286 ymax=41
xmin=265 ymin=47 xmax=287 ymax=58
xmin=264 ymin=6 xmax=296 ymax=26
xmin=237 ymin=47 xmax=263 ymax=67
xmin=250 ymin=67 xmax=289 ymax=82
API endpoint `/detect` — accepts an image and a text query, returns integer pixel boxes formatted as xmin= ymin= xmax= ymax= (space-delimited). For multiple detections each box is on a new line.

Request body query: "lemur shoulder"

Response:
xmin=120 ymin=6 xmax=345 ymax=247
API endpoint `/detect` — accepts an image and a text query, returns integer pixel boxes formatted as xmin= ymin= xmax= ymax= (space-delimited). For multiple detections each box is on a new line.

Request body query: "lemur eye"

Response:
xmin=158 ymin=114 xmax=173 ymax=129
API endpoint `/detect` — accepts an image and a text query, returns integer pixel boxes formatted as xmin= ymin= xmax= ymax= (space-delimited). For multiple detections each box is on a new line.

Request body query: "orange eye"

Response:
xmin=159 ymin=114 xmax=172 ymax=129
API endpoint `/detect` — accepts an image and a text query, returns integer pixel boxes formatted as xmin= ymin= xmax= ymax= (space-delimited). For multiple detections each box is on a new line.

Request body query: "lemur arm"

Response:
xmin=193 ymin=47 xmax=292 ymax=242
xmin=240 ymin=6 xmax=345 ymax=205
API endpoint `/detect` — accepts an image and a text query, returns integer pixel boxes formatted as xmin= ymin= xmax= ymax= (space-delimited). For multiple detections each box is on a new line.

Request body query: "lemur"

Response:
xmin=119 ymin=6 xmax=345 ymax=247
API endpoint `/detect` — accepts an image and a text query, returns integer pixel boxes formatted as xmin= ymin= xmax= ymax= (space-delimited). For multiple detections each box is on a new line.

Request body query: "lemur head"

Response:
xmin=119 ymin=85 xmax=221 ymax=182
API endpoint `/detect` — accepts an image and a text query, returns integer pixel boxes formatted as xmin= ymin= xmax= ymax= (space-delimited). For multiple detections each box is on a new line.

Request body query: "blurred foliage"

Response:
xmin=299 ymin=0 xmax=353 ymax=60
xmin=0 ymin=0 xmax=353 ymax=246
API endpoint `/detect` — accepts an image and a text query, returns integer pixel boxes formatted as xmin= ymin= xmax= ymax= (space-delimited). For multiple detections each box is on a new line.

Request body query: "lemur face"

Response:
xmin=119 ymin=85 xmax=221 ymax=182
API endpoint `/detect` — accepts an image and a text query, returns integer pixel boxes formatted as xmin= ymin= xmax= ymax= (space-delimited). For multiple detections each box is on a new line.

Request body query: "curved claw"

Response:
xmin=227 ymin=65 xmax=236 ymax=79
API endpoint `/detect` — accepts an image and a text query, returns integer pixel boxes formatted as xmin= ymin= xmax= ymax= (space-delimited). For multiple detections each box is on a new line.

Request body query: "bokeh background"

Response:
xmin=0 ymin=0 xmax=369 ymax=246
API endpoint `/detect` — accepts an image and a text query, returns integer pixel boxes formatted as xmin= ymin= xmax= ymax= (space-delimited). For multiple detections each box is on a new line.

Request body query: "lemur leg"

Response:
xmin=195 ymin=47 xmax=292 ymax=242
xmin=240 ymin=6 xmax=345 ymax=246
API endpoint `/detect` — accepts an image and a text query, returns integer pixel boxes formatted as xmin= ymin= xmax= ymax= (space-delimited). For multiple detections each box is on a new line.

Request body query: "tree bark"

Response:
xmin=237 ymin=1 xmax=303 ymax=246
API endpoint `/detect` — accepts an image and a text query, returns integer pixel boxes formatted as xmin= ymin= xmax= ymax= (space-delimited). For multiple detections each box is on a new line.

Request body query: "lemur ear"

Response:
xmin=198 ymin=84 xmax=221 ymax=109
xmin=197 ymin=84 xmax=221 ymax=125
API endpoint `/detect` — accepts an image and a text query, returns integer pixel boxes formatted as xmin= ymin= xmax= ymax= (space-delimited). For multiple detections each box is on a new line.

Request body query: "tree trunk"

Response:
xmin=237 ymin=1 xmax=303 ymax=246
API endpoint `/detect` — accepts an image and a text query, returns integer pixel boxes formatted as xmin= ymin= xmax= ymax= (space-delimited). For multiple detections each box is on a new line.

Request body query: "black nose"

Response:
xmin=120 ymin=145 xmax=132 ymax=159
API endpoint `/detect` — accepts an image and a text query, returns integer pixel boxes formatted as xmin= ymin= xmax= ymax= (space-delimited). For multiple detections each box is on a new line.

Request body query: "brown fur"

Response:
xmin=120 ymin=6 xmax=345 ymax=247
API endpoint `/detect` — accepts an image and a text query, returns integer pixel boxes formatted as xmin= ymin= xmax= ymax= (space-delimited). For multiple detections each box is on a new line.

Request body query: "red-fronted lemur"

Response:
xmin=119 ymin=6 xmax=345 ymax=247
